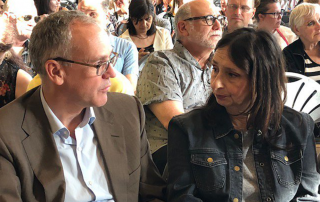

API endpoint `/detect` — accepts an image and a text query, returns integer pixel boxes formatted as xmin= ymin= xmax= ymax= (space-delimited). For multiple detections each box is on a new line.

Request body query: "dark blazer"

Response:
xmin=0 ymin=87 xmax=165 ymax=202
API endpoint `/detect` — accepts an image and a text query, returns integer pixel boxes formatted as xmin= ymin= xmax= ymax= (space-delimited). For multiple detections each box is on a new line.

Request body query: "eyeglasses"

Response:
xmin=17 ymin=15 xmax=41 ymax=23
xmin=51 ymin=52 xmax=119 ymax=76
xmin=184 ymin=15 xmax=227 ymax=27
xmin=261 ymin=10 xmax=285 ymax=19
xmin=227 ymin=4 xmax=252 ymax=13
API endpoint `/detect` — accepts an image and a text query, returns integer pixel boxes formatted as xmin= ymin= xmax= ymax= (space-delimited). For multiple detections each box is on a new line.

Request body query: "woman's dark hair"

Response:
xmin=127 ymin=0 xmax=156 ymax=36
xmin=34 ymin=0 xmax=54 ymax=15
xmin=204 ymin=28 xmax=287 ymax=142
xmin=254 ymin=0 xmax=279 ymax=22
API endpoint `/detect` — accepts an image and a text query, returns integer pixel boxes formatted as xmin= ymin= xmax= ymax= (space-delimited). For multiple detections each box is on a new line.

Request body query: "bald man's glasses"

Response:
xmin=51 ymin=52 xmax=119 ymax=76
xmin=184 ymin=15 xmax=226 ymax=27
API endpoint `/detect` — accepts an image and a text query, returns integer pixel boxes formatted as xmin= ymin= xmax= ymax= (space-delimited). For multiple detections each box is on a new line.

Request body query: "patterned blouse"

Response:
xmin=0 ymin=59 xmax=19 ymax=108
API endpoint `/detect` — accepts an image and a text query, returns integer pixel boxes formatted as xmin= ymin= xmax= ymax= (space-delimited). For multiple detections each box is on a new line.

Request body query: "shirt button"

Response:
xmin=234 ymin=133 xmax=239 ymax=139
xmin=207 ymin=158 xmax=213 ymax=163
xmin=233 ymin=198 xmax=239 ymax=202
xmin=234 ymin=166 xmax=240 ymax=171
xmin=284 ymin=156 xmax=289 ymax=162
xmin=89 ymin=181 xmax=92 ymax=185
xmin=77 ymin=147 xmax=82 ymax=152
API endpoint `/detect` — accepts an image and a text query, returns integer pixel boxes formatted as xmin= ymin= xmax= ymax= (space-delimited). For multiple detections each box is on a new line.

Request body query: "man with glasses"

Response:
xmin=137 ymin=0 xmax=223 ymax=174
xmin=4 ymin=0 xmax=38 ymax=74
xmin=224 ymin=0 xmax=256 ymax=34
xmin=0 ymin=11 xmax=165 ymax=201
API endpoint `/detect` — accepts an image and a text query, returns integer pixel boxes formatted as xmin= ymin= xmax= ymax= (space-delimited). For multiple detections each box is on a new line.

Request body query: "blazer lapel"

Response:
xmin=21 ymin=88 xmax=65 ymax=202
xmin=93 ymin=108 xmax=128 ymax=202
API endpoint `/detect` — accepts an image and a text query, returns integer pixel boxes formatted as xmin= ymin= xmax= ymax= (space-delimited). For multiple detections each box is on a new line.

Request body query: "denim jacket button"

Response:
xmin=266 ymin=197 xmax=272 ymax=201
xmin=234 ymin=166 xmax=240 ymax=171
xmin=234 ymin=133 xmax=239 ymax=139
xmin=207 ymin=157 xmax=213 ymax=163
xmin=233 ymin=198 xmax=239 ymax=202
xmin=284 ymin=156 xmax=289 ymax=162
xmin=259 ymin=162 xmax=264 ymax=166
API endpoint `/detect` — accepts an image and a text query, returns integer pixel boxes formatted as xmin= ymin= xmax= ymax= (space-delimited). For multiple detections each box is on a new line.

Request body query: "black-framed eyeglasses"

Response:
xmin=17 ymin=15 xmax=41 ymax=23
xmin=184 ymin=15 xmax=226 ymax=27
xmin=261 ymin=9 xmax=285 ymax=19
xmin=227 ymin=4 xmax=252 ymax=13
xmin=51 ymin=52 xmax=119 ymax=76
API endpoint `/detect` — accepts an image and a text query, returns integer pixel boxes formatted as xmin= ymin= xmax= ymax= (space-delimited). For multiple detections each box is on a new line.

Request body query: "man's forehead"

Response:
xmin=228 ymin=0 xmax=254 ymax=6
xmin=79 ymin=0 xmax=103 ymax=11
xmin=190 ymin=1 xmax=219 ymax=16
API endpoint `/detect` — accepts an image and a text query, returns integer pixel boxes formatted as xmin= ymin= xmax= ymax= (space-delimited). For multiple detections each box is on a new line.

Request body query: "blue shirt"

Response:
xmin=110 ymin=35 xmax=139 ymax=77
xmin=40 ymin=88 xmax=114 ymax=202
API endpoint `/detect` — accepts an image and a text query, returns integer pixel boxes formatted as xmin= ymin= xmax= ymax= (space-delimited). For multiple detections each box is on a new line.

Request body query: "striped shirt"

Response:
xmin=304 ymin=52 xmax=320 ymax=84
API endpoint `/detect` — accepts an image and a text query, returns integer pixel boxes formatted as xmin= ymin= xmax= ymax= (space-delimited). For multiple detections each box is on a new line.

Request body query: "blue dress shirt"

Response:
xmin=40 ymin=88 xmax=114 ymax=202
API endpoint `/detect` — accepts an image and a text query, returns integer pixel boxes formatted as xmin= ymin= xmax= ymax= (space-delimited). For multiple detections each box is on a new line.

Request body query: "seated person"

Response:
xmin=120 ymin=0 xmax=173 ymax=61
xmin=255 ymin=0 xmax=297 ymax=50
xmin=283 ymin=3 xmax=320 ymax=83
xmin=167 ymin=28 xmax=320 ymax=201
xmin=78 ymin=0 xmax=139 ymax=90
xmin=4 ymin=0 xmax=38 ymax=74
xmin=0 ymin=10 xmax=165 ymax=201
xmin=136 ymin=0 xmax=223 ymax=174
xmin=0 ymin=13 xmax=31 ymax=108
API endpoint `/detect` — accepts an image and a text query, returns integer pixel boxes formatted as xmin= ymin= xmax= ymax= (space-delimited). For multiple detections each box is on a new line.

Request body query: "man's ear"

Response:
xmin=177 ymin=21 xmax=189 ymax=37
xmin=45 ymin=60 xmax=65 ymax=86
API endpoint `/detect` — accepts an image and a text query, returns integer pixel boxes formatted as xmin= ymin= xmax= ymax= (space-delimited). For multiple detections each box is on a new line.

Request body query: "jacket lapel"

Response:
xmin=93 ymin=107 xmax=128 ymax=202
xmin=21 ymin=88 xmax=66 ymax=202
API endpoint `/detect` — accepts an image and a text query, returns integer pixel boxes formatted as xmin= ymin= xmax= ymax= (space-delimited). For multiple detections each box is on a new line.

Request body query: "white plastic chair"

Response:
xmin=285 ymin=72 xmax=320 ymax=123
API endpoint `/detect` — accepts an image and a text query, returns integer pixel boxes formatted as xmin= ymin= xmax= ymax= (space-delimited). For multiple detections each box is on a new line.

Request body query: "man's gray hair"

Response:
xmin=174 ymin=3 xmax=192 ymax=40
xmin=29 ymin=10 xmax=98 ymax=76
xmin=289 ymin=3 xmax=320 ymax=34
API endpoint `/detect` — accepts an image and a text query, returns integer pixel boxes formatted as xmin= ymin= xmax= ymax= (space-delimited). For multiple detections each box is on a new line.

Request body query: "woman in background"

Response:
xmin=167 ymin=28 xmax=320 ymax=201
xmin=283 ymin=3 xmax=320 ymax=83
xmin=34 ymin=0 xmax=67 ymax=16
xmin=255 ymin=0 xmax=297 ymax=49
xmin=0 ymin=14 xmax=31 ymax=108
xmin=120 ymin=0 xmax=173 ymax=61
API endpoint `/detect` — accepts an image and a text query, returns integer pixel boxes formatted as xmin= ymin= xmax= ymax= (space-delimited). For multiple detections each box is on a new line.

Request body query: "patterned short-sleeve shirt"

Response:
xmin=137 ymin=41 xmax=213 ymax=152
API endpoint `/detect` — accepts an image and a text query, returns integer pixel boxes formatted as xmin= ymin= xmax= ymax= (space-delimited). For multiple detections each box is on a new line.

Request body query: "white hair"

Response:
xmin=289 ymin=3 xmax=320 ymax=33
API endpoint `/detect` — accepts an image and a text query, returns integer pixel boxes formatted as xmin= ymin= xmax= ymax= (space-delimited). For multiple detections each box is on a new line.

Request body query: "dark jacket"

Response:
xmin=283 ymin=38 xmax=306 ymax=74
xmin=167 ymin=105 xmax=320 ymax=202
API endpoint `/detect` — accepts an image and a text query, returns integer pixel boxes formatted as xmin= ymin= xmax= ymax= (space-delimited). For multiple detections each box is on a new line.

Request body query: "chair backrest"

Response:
xmin=285 ymin=72 xmax=320 ymax=123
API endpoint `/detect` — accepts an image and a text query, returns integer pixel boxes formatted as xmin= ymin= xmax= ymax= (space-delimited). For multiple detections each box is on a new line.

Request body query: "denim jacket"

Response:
xmin=167 ymin=105 xmax=320 ymax=202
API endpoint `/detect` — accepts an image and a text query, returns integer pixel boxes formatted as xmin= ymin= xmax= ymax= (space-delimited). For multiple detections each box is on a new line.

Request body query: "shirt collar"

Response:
xmin=40 ymin=87 xmax=96 ymax=139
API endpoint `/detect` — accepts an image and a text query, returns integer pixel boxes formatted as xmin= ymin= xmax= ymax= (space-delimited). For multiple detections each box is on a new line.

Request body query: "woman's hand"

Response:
xmin=138 ymin=48 xmax=150 ymax=61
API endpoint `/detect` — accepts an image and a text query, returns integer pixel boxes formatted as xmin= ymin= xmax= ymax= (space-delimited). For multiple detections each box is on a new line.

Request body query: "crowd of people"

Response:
xmin=0 ymin=0 xmax=319 ymax=201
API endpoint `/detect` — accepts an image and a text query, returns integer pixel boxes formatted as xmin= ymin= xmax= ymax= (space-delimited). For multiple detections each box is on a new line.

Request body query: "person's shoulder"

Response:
xmin=112 ymin=35 xmax=136 ymax=51
xmin=281 ymin=106 xmax=314 ymax=140
xmin=171 ymin=108 xmax=205 ymax=127
xmin=0 ymin=87 xmax=39 ymax=129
